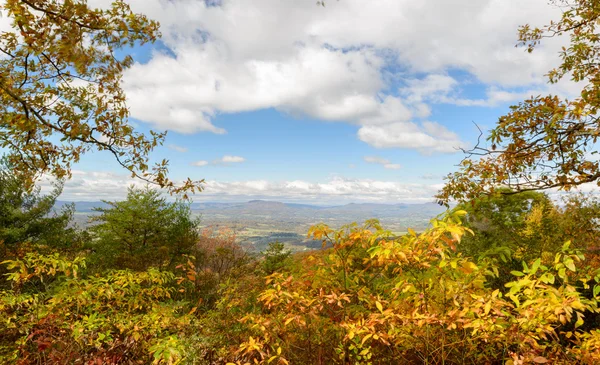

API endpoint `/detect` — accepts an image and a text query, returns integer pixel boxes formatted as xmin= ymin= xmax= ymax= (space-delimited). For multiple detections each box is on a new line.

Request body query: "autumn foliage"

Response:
xmin=0 ymin=0 xmax=203 ymax=195
xmin=2 ymin=188 xmax=600 ymax=364
xmin=204 ymin=212 xmax=600 ymax=365
xmin=2 ymin=0 xmax=600 ymax=364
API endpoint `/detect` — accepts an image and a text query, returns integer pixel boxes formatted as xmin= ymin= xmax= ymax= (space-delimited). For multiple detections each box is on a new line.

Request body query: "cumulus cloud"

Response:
xmin=4 ymin=0 xmax=576 ymax=158
xmin=44 ymin=171 xmax=443 ymax=203
xmin=191 ymin=160 xmax=209 ymax=167
xmin=398 ymin=74 xmax=580 ymax=109
xmin=98 ymin=0 xmax=567 ymax=153
xmin=358 ymin=121 xmax=466 ymax=153
xmin=364 ymin=156 xmax=401 ymax=170
xmin=40 ymin=170 xmax=598 ymax=204
xmin=401 ymin=74 xmax=458 ymax=108
xmin=38 ymin=171 xmax=148 ymax=201
xmin=196 ymin=176 xmax=446 ymax=203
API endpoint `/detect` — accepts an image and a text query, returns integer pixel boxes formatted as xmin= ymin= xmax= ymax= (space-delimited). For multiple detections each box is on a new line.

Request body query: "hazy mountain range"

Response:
xmin=55 ymin=200 xmax=451 ymax=251
xmin=56 ymin=199 xmax=448 ymax=223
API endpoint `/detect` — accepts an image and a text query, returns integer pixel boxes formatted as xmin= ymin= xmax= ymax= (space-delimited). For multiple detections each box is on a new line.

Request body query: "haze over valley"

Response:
xmin=58 ymin=199 xmax=447 ymax=251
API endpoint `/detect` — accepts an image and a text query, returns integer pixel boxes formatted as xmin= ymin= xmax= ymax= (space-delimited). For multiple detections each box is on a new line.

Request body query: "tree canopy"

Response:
xmin=438 ymin=0 xmax=600 ymax=203
xmin=90 ymin=187 xmax=200 ymax=271
xmin=0 ymin=0 xmax=202 ymax=195
xmin=0 ymin=159 xmax=81 ymax=256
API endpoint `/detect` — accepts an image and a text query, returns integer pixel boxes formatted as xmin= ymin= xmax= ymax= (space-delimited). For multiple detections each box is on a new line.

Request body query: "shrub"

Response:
xmin=0 ymin=252 xmax=194 ymax=364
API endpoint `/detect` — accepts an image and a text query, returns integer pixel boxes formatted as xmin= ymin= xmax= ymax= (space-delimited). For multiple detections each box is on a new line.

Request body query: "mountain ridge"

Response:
xmin=55 ymin=199 xmax=443 ymax=214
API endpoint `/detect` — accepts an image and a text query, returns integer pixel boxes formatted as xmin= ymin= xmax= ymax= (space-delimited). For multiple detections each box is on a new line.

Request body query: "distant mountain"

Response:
xmin=57 ymin=199 xmax=448 ymax=226
xmin=56 ymin=199 xmax=451 ymax=250
xmin=57 ymin=199 xmax=446 ymax=215
xmin=54 ymin=200 xmax=110 ymax=212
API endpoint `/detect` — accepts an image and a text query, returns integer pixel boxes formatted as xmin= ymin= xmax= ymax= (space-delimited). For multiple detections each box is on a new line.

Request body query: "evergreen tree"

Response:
xmin=0 ymin=159 xmax=79 ymax=257
xmin=90 ymin=186 xmax=200 ymax=271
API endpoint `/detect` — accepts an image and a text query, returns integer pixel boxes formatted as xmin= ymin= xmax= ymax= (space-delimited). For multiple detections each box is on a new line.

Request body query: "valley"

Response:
xmin=60 ymin=199 xmax=449 ymax=252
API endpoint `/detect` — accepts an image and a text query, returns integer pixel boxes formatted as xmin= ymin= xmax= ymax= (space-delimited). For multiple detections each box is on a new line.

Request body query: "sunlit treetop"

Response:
xmin=438 ymin=0 xmax=600 ymax=204
xmin=0 ymin=0 xmax=204 ymax=197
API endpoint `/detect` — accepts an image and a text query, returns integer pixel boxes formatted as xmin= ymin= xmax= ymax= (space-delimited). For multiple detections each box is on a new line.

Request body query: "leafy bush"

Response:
xmin=454 ymin=191 xmax=600 ymax=290
xmin=0 ymin=252 xmax=194 ymax=364
xmin=176 ymin=226 xmax=254 ymax=309
xmin=203 ymin=212 xmax=600 ymax=365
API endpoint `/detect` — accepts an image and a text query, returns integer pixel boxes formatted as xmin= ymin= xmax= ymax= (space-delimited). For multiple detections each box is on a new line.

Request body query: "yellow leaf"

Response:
xmin=484 ymin=301 xmax=491 ymax=316
xmin=461 ymin=261 xmax=478 ymax=274
xmin=376 ymin=301 xmax=383 ymax=313
xmin=361 ymin=334 xmax=373 ymax=346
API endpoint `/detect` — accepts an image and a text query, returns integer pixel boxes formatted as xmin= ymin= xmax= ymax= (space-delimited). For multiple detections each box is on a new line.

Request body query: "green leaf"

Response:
xmin=564 ymin=258 xmax=576 ymax=272
xmin=531 ymin=258 xmax=541 ymax=275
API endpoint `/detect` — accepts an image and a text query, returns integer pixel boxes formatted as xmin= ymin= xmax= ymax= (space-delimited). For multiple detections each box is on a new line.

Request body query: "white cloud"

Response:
xmin=168 ymin=144 xmax=189 ymax=153
xmin=201 ymin=176 xmax=446 ymax=203
xmin=401 ymin=74 xmax=458 ymax=107
xmin=220 ymin=155 xmax=245 ymax=163
xmin=364 ymin=156 xmax=401 ymax=170
xmin=38 ymin=171 xmax=148 ymax=201
xmin=105 ymin=0 xmax=568 ymax=153
xmin=0 ymin=10 xmax=12 ymax=36
xmin=364 ymin=156 xmax=389 ymax=165
xmin=190 ymin=155 xmax=245 ymax=167
xmin=41 ymin=170 xmax=598 ymax=205
xmin=45 ymin=171 xmax=443 ymax=203
xmin=358 ymin=121 xmax=466 ymax=153
xmin=79 ymin=0 xmax=573 ymax=152
xmin=398 ymin=74 xmax=580 ymax=109
xmin=4 ymin=0 xmax=576 ymax=156
xmin=191 ymin=160 xmax=209 ymax=167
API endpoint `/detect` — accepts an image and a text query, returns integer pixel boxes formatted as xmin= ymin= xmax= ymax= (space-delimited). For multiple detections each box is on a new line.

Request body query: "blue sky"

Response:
xmin=33 ymin=0 xmax=583 ymax=203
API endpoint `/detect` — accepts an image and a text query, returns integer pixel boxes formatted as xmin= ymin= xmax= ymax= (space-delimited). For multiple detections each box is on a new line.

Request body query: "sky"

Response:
xmin=17 ymin=0 xmax=591 ymax=204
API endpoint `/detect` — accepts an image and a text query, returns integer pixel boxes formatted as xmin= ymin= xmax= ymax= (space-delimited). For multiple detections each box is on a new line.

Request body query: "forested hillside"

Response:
xmin=2 ymin=0 xmax=600 ymax=364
